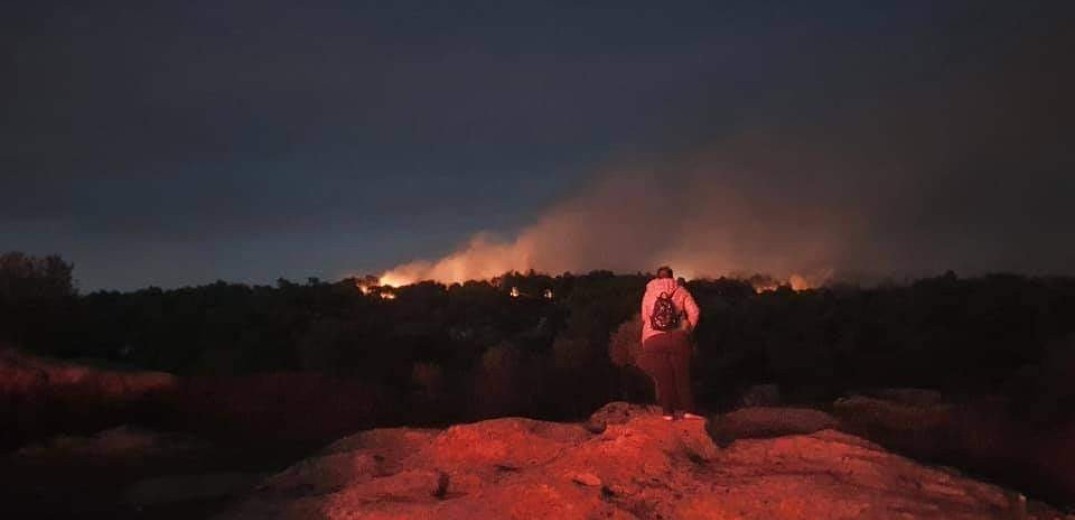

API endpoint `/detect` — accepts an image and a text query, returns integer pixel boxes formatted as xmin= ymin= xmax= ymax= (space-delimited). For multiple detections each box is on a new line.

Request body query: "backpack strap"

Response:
xmin=660 ymin=287 xmax=677 ymax=300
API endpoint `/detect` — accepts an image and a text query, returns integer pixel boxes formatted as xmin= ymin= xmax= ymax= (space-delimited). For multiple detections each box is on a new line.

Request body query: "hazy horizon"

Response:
xmin=4 ymin=1 xmax=1072 ymax=291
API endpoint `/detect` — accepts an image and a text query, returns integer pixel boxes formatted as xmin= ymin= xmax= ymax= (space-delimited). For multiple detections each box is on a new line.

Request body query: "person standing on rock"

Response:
xmin=640 ymin=266 xmax=703 ymax=421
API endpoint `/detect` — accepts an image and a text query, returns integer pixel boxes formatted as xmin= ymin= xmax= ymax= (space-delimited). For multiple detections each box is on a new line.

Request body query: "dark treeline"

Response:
xmin=3 ymin=251 xmax=1075 ymax=426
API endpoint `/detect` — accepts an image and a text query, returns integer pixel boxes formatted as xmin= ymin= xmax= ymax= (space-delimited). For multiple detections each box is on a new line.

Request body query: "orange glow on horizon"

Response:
xmin=749 ymin=273 xmax=822 ymax=293
xmin=789 ymin=274 xmax=812 ymax=291
xmin=369 ymin=257 xmax=829 ymax=294
xmin=752 ymin=282 xmax=780 ymax=293
xmin=378 ymin=272 xmax=412 ymax=288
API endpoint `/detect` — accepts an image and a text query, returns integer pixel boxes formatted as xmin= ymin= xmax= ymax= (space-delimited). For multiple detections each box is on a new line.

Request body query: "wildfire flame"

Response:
xmin=788 ymin=274 xmax=812 ymax=291
xmin=376 ymin=264 xmax=825 ymax=294
xmin=354 ymin=278 xmax=399 ymax=300
xmin=748 ymin=271 xmax=830 ymax=293
xmin=751 ymin=281 xmax=781 ymax=293
xmin=377 ymin=233 xmax=532 ymax=288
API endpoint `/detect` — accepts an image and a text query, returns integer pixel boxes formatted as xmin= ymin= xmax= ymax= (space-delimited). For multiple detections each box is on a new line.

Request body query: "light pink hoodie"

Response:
xmin=640 ymin=277 xmax=701 ymax=343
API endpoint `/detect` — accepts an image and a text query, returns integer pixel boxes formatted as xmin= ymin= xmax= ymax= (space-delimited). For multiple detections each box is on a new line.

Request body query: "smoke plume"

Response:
xmin=381 ymin=28 xmax=1073 ymax=287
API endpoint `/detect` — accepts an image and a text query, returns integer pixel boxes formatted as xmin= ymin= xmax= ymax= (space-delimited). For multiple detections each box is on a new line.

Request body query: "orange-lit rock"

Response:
xmin=0 ymin=347 xmax=177 ymax=449
xmin=223 ymin=403 xmax=1042 ymax=519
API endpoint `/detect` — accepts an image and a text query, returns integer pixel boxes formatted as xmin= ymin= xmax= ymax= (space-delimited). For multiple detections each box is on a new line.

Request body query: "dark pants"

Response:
xmin=640 ymin=330 xmax=695 ymax=415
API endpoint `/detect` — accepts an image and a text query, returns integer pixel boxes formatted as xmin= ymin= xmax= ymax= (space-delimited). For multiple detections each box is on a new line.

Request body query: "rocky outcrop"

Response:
xmin=707 ymin=407 xmax=839 ymax=447
xmin=223 ymin=402 xmax=1047 ymax=519
xmin=0 ymin=348 xmax=384 ymax=450
xmin=0 ymin=348 xmax=177 ymax=449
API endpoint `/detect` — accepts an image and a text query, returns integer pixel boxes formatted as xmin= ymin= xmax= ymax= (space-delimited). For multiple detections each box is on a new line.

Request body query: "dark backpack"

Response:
xmin=650 ymin=288 xmax=681 ymax=331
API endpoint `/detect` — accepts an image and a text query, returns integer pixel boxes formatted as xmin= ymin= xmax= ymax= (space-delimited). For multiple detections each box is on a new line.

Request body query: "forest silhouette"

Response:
xmin=4 ymin=251 xmax=1074 ymax=427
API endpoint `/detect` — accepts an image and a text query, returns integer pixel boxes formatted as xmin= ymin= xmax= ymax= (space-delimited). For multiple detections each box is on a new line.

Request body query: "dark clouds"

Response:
xmin=2 ymin=1 xmax=1072 ymax=289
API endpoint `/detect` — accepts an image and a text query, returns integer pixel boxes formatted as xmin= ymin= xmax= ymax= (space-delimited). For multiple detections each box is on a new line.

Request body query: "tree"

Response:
xmin=608 ymin=314 xmax=642 ymax=368
xmin=0 ymin=252 xmax=75 ymax=302
xmin=0 ymin=252 xmax=76 ymax=352
xmin=473 ymin=342 xmax=527 ymax=418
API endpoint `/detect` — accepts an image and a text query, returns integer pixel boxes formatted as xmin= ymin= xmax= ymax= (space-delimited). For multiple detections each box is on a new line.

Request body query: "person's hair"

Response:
xmin=656 ymin=266 xmax=673 ymax=279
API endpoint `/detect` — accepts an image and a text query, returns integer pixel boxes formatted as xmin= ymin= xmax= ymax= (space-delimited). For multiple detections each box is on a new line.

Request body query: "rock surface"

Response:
xmin=0 ymin=348 xmax=177 ymax=449
xmin=222 ymin=402 xmax=1046 ymax=519
xmin=707 ymin=407 xmax=839 ymax=447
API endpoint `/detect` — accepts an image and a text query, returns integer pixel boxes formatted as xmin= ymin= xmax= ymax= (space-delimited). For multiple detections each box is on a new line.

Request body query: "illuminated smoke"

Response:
xmin=380 ymin=155 xmax=852 ymax=287
xmin=378 ymin=34 xmax=1072 ymax=287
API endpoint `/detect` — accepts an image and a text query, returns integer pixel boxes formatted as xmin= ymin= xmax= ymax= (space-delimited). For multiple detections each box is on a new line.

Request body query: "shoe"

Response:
xmin=681 ymin=412 xmax=706 ymax=421
xmin=662 ymin=415 xmax=675 ymax=421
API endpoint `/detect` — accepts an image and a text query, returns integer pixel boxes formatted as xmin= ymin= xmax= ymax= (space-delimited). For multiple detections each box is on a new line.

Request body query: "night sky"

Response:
xmin=3 ymin=1 xmax=1072 ymax=291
